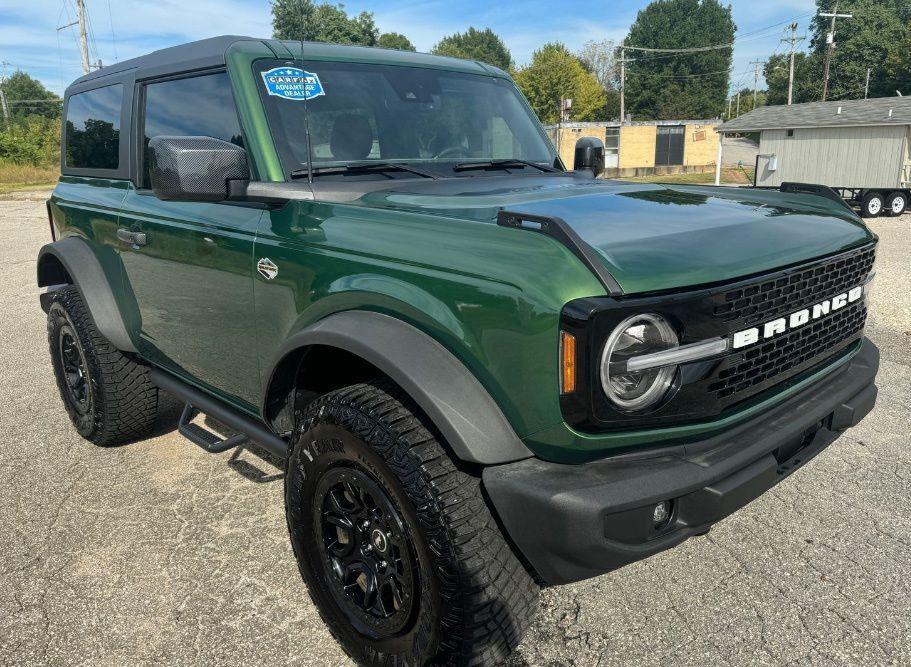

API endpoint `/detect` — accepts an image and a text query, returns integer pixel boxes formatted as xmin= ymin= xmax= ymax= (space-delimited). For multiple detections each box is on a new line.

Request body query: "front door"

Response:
xmin=118 ymin=71 xmax=263 ymax=409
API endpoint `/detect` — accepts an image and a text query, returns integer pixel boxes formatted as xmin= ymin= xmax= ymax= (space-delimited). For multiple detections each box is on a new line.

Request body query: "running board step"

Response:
xmin=178 ymin=404 xmax=249 ymax=453
xmin=150 ymin=368 xmax=289 ymax=460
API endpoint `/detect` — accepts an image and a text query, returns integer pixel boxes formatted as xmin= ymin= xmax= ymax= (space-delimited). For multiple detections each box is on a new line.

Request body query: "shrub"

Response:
xmin=0 ymin=115 xmax=60 ymax=166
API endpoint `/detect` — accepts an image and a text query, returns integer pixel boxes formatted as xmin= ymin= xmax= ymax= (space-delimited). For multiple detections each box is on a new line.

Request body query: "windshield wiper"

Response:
xmin=290 ymin=161 xmax=438 ymax=180
xmin=452 ymin=159 xmax=558 ymax=173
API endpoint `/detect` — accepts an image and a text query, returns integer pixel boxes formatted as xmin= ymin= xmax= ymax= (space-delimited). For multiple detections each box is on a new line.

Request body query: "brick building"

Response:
xmin=544 ymin=120 xmax=721 ymax=178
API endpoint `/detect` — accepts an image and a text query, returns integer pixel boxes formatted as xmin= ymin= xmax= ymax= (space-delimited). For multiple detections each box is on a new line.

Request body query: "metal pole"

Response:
xmin=76 ymin=0 xmax=91 ymax=75
xmin=619 ymin=47 xmax=625 ymax=123
xmin=557 ymin=96 xmax=562 ymax=157
xmin=714 ymin=133 xmax=723 ymax=185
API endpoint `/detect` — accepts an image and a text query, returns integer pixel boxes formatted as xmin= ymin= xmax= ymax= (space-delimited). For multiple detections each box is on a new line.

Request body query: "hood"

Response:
xmin=356 ymin=175 xmax=874 ymax=295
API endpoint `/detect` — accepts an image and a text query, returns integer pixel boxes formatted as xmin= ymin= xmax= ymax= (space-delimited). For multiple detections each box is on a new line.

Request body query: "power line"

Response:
xmin=107 ymin=0 xmax=118 ymax=62
xmin=625 ymin=43 xmax=733 ymax=54
xmin=624 ymin=11 xmax=816 ymax=56
xmin=635 ymin=67 xmax=755 ymax=80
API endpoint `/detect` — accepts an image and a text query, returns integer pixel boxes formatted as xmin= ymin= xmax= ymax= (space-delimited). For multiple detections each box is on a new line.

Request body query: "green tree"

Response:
xmin=730 ymin=87 xmax=767 ymax=116
xmin=763 ymin=52 xmax=823 ymax=106
xmin=623 ymin=0 xmax=735 ymax=119
xmin=0 ymin=115 xmax=59 ymax=164
xmin=809 ymin=0 xmax=908 ymax=100
xmin=431 ymin=27 xmax=512 ymax=71
xmin=377 ymin=32 xmax=416 ymax=51
xmin=514 ymin=43 xmax=607 ymax=123
xmin=884 ymin=30 xmax=911 ymax=96
xmin=271 ymin=0 xmax=378 ymax=45
xmin=1 ymin=71 xmax=60 ymax=119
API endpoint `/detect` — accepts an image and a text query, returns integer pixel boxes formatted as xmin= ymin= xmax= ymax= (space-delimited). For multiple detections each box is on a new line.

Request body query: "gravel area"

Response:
xmin=721 ymin=137 xmax=759 ymax=167
xmin=1 ymin=190 xmax=908 ymax=666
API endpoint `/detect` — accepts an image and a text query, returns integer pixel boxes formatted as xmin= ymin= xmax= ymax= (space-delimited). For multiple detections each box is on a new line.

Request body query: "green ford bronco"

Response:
xmin=40 ymin=36 xmax=879 ymax=665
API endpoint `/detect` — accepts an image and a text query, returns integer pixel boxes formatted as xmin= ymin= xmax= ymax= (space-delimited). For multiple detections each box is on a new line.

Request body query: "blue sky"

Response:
xmin=1 ymin=0 xmax=817 ymax=96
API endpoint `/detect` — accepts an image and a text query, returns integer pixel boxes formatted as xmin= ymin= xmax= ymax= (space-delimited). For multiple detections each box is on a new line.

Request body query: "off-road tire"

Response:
xmin=285 ymin=380 xmax=539 ymax=666
xmin=47 ymin=286 xmax=159 ymax=446
xmin=860 ymin=191 xmax=884 ymax=218
xmin=886 ymin=191 xmax=908 ymax=217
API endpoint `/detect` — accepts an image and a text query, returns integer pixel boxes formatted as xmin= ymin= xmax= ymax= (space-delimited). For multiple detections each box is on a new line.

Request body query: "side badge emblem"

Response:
xmin=257 ymin=258 xmax=279 ymax=280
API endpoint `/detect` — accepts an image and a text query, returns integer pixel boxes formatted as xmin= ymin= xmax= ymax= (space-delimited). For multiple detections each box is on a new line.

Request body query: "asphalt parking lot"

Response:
xmin=0 ymin=189 xmax=909 ymax=666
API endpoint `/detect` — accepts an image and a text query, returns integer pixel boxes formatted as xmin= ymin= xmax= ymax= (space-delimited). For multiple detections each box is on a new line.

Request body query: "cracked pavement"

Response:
xmin=1 ymin=190 xmax=909 ymax=666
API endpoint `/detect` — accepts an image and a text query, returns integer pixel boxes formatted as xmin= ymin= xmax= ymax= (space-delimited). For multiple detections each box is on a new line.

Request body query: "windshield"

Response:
xmin=257 ymin=60 xmax=558 ymax=178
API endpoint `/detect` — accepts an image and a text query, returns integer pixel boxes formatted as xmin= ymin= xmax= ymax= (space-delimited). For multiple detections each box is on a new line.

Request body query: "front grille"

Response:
xmin=560 ymin=242 xmax=875 ymax=433
xmin=709 ymin=297 xmax=867 ymax=400
xmin=713 ymin=245 xmax=875 ymax=325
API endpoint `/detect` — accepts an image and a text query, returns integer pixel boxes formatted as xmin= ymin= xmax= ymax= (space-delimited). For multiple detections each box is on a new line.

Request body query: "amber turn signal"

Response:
xmin=560 ymin=331 xmax=576 ymax=394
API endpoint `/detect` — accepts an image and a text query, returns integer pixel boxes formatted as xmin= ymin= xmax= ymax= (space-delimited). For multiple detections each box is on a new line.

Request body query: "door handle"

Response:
xmin=116 ymin=228 xmax=148 ymax=247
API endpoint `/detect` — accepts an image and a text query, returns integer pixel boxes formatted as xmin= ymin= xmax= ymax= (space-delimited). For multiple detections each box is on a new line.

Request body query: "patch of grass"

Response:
xmin=0 ymin=160 xmax=59 ymax=194
xmin=621 ymin=167 xmax=755 ymax=186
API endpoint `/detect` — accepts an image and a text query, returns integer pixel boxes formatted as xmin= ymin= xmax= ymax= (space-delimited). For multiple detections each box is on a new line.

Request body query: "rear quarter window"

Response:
xmin=64 ymin=84 xmax=123 ymax=170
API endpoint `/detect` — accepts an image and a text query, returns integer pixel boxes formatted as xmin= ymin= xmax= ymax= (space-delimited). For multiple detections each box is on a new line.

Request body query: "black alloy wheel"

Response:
xmin=314 ymin=466 xmax=416 ymax=636
xmin=47 ymin=286 xmax=159 ymax=445
xmin=57 ymin=324 xmax=92 ymax=414
xmin=285 ymin=380 xmax=540 ymax=665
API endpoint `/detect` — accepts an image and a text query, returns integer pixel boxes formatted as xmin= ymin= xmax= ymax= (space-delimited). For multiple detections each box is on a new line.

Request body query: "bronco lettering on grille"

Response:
xmin=731 ymin=285 xmax=865 ymax=349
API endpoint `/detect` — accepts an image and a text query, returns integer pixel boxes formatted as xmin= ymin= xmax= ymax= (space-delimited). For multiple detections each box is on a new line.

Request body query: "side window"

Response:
xmin=141 ymin=72 xmax=244 ymax=187
xmin=65 ymin=84 xmax=123 ymax=170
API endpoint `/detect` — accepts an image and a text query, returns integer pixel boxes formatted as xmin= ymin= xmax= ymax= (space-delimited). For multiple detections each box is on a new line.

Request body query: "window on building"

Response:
xmin=787 ymin=129 xmax=795 ymax=137
xmin=141 ymin=72 xmax=244 ymax=187
xmin=65 ymin=84 xmax=123 ymax=170
xmin=604 ymin=126 xmax=620 ymax=168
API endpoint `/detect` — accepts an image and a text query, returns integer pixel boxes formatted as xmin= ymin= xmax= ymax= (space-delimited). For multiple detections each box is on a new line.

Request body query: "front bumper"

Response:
xmin=483 ymin=339 xmax=879 ymax=585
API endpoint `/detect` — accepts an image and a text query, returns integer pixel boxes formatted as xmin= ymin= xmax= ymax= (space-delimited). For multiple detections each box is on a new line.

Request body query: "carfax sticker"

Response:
xmin=261 ymin=67 xmax=325 ymax=101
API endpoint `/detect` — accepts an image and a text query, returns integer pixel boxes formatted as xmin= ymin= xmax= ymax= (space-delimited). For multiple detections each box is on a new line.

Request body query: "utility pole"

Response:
xmin=727 ymin=96 xmax=732 ymax=119
xmin=819 ymin=2 xmax=852 ymax=101
xmin=782 ymin=22 xmax=805 ymax=105
xmin=619 ymin=47 xmax=625 ymax=123
xmin=75 ymin=0 xmax=91 ymax=75
xmin=750 ymin=60 xmax=764 ymax=111
xmin=0 ymin=61 xmax=10 ymax=127
xmin=864 ymin=68 xmax=871 ymax=99
xmin=736 ymin=90 xmax=741 ymax=117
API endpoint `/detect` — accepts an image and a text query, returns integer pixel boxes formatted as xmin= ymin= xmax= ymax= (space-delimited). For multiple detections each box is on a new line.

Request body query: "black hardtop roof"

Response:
xmin=66 ymin=35 xmax=501 ymax=93
xmin=68 ymin=35 xmax=255 ymax=88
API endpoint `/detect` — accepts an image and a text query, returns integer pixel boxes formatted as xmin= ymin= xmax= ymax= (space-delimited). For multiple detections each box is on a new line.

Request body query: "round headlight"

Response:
xmin=600 ymin=313 xmax=679 ymax=411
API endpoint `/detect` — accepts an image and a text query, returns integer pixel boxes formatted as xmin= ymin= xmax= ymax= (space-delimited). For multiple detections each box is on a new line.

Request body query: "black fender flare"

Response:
xmin=264 ymin=311 xmax=534 ymax=466
xmin=37 ymin=237 xmax=137 ymax=353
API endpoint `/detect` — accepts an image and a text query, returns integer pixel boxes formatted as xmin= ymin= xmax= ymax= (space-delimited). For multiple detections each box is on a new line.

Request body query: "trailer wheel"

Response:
xmin=860 ymin=191 xmax=884 ymax=218
xmin=886 ymin=191 xmax=908 ymax=216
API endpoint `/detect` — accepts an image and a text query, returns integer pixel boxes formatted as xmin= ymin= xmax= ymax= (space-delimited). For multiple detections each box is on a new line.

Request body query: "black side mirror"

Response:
xmin=574 ymin=137 xmax=605 ymax=177
xmin=149 ymin=135 xmax=249 ymax=202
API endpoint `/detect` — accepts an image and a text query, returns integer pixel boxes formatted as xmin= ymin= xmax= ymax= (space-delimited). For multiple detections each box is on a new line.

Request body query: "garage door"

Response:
xmin=655 ymin=125 xmax=685 ymax=166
